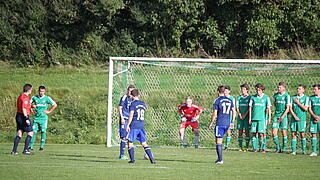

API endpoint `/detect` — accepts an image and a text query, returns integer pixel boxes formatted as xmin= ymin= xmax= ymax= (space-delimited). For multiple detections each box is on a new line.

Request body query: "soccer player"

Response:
xmin=224 ymin=86 xmax=236 ymax=150
xmin=308 ymin=84 xmax=320 ymax=156
xmin=249 ymin=83 xmax=272 ymax=153
xmin=126 ymin=89 xmax=155 ymax=164
xmin=178 ymin=96 xmax=204 ymax=148
xmin=289 ymin=84 xmax=309 ymax=155
xmin=29 ymin=86 xmax=57 ymax=151
xmin=236 ymin=84 xmax=251 ymax=152
xmin=11 ymin=84 xmax=34 ymax=155
xmin=117 ymin=85 xmax=135 ymax=160
xmin=272 ymin=82 xmax=290 ymax=153
xmin=209 ymin=86 xmax=236 ymax=164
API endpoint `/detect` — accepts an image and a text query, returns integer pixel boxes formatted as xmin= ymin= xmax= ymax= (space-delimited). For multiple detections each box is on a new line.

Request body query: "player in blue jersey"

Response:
xmin=126 ymin=89 xmax=156 ymax=164
xmin=117 ymin=85 xmax=135 ymax=160
xmin=209 ymin=86 xmax=236 ymax=164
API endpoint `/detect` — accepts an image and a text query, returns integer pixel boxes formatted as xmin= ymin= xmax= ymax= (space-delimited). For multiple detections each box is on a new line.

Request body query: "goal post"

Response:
xmin=107 ymin=57 xmax=320 ymax=147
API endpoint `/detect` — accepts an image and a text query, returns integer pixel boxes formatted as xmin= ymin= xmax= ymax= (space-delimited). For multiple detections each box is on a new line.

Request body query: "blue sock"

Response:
xmin=216 ymin=143 xmax=223 ymax=161
xmin=144 ymin=146 xmax=154 ymax=161
xmin=12 ymin=136 xmax=21 ymax=152
xmin=128 ymin=146 xmax=135 ymax=161
xmin=120 ymin=140 xmax=126 ymax=156
xmin=23 ymin=135 xmax=32 ymax=152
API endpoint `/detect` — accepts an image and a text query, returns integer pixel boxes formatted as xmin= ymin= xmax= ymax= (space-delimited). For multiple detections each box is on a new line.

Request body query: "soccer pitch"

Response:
xmin=0 ymin=143 xmax=319 ymax=179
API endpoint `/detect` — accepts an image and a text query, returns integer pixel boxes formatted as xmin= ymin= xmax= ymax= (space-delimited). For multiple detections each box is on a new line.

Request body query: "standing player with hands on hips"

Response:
xmin=209 ymin=86 xmax=236 ymax=164
xmin=178 ymin=96 xmax=204 ymax=148
xmin=126 ymin=89 xmax=156 ymax=164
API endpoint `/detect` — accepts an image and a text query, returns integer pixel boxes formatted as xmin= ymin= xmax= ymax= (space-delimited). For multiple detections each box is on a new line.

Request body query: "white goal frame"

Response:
xmin=107 ymin=57 xmax=320 ymax=147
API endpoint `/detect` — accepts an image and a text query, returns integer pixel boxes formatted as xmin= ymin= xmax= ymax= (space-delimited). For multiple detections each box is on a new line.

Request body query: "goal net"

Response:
xmin=107 ymin=57 xmax=320 ymax=148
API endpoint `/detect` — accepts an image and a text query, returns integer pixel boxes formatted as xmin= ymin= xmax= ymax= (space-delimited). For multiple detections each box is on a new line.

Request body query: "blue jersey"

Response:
xmin=129 ymin=100 xmax=146 ymax=129
xmin=118 ymin=95 xmax=132 ymax=119
xmin=213 ymin=96 xmax=234 ymax=126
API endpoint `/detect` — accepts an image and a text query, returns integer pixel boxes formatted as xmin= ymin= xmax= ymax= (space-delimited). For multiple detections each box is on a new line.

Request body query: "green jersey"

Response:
xmin=249 ymin=94 xmax=272 ymax=121
xmin=236 ymin=95 xmax=251 ymax=115
xmin=227 ymin=95 xmax=236 ymax=122
xmin=291 ymin=94 xmax=309 ymax=121
xmin=309 ymin=95 xmax=320 ymax=121
xmin=31 ymin=95 xmax=56 ymax=121
xmin=273 ymin=92 xmax=291 ymax=116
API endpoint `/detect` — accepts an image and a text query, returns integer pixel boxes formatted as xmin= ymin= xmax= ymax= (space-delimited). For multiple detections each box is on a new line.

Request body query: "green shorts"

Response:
xmin=250 ymin=120 xmax=266 ymax=133
xmin=290 ymin=120 xmax=306 ymax=132
xmin=272 ymin=115 xmax=288 ymax=130
xmin=237 ymin=117 xmax=250 ymax=131
xmin=309 ymin=121 xmax=320 ymax=134
xmin=32 ymin=120 xmax=48 ymax=132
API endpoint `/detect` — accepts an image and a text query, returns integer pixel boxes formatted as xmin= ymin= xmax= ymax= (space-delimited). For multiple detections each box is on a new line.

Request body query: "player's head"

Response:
xmin=131 ymin=89 xmax=140 ymax=98
xmin=38 ymin=86 xmax=46 ymax=97
xmin=23 ymin=84 xmax=32 ymax=94
xmin=312 ymin=84 xmax=320 ymax=95
xmin=240 ymin=84 xmax=249 ymax=95
xmin=278 ymin=82 xmax=286 ymax=93
xmin=225 ymin=86 xmax=231 ymax=96
xmin=297 ymin=84 xmax=305 ymax=94
xmin=127 ymin=85 xmax=135 ymax=96
xmin=217 ymin=85 xmax=226 ymax=95
xmin=255 ymin=83 xmax=265 ymax=95
xmin=185 ymin=96 xmax=193 ymax=107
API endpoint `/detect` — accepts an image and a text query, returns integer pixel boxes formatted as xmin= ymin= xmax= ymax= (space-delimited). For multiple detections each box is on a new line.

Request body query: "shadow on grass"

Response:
xmin=156 ymin=158 xmax=211 ymax=164
xmin=49 ymin=154 xmax=117 ymax=163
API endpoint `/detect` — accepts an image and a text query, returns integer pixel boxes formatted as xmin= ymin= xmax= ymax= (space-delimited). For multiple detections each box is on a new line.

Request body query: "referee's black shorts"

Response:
xmin=16 ymin=113 xmax=33 ymax=132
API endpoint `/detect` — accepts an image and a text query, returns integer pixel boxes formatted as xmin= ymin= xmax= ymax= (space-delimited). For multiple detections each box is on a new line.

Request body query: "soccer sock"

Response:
xmin=245 ymin=136 xmax=250 ymax=149
xmin=144 ymin=146 xmax=154 ymax=161
xmin=40 ymin=132 xmax=46 ymax=148
xmin=128 ymin=146 xmax=135 ymax=161
xmin=282 ymin=136 xmax=288 ymax=151
xmin=238 ymin=137 xmax=243 ymax=148
xmin=120 ymin=140 xmax=126 ymax=156
xmin=23 ymin=135 xmax=32 ymax=152
xmin=29 ymin=131 xmax=37 ymax=149
xmin=262 ymin=136 xmax=267 ymax=150
xmin=225 ymin=136 xmax=231 ymax=148
xmin=311 ymin=137 xmax=317 ymax=153
xmin=252 ymin=136 xmax=257 ymax=150
xmin=12 ymin=136 xmax=21 ymax=153
xmin=181 ymin=135 xmax=186 ymax=145
xmin=301 ymin=138 xmax=306 ymax=153
xmin=291 ymin=138 xmax=297 ymax=152
xmin=194 ymin=135 xmax=199 ymax=146
xmin=216 ymin=143 xmax=223 ymax=161
xmin=273 ymin=136 xmax=280 ymax=150
xmin=259 ymin=137 xmax=264 ymax=150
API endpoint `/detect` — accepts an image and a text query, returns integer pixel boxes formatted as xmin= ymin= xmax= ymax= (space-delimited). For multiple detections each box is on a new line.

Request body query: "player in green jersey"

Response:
xmin=272 ymin=82 xmax=291 ymax=153
xmin=224 ymin=86 xmax=236 ymax=150
xmin=249 ymin=83 xmax=272 ymax=153
xmin=236 ymin=84 xmax=251 ymax=152
xmin=289 ymin=85 xmax=309 ymax=155
xmin=308 ymin=84 xmax=320 ymax=156
xmin=29 ymin=86 xmax=57 ymax=151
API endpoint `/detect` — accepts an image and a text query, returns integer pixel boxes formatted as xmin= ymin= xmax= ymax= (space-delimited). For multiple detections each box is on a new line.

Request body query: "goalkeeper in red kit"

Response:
xmin=178 ymin=96 xmax=204 ymax=148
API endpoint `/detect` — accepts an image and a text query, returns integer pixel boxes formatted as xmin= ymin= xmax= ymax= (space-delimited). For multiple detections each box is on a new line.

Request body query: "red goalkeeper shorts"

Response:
xmin=180 ymin=121 xmax=198 ymax=131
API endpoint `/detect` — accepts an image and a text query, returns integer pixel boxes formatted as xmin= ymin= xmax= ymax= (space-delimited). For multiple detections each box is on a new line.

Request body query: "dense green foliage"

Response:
xmin=1 ymin=0 xmax=319 ymax=66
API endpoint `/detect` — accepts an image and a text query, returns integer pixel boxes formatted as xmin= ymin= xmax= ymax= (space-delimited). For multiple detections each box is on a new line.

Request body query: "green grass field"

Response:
xmin=0 ymin=143 xmax=319 ymax=179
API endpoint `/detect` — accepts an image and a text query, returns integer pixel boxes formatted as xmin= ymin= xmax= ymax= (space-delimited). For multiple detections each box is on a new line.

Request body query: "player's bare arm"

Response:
xmin=293 ymin=98 xmax=308 ymax=111
xmin=126 ymin=111 xmax=134 ymax=132
xmin=309 ymin=107 xmax=320 ymax=123
xmin=118 ymin=105 xmax=125 ymax=124
xmin=248 ymin=107 xmax=252 ymax=124
xmin=267 ymin=107 xmax=271 ymax=124
xmin=279 ymin=105 xmax=290 ymax=122
xmin=44 ymin=103 xmax=57 ymax=114
xmin=290 ymin=106 xmax=300 ymax=121
xmin=209 ymin=110 xmax=217 ymax=129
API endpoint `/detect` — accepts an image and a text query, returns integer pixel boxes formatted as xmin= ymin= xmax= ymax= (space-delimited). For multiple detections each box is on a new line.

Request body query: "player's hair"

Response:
xmin=131 ymin=89 xmax=140 ymax=97
xmin=225 ymin=86 xmax=231 ymax=90
xmin=38 ymin=86 xmax=46 ymax=90
xmin=312 ymin=84 xmax=320 ymax=89
xmin=240 ymin=84 xmax=249 ymax=90
xmin=127 ymin=85 xmax=135 ymax=90
xmin=298 ymin=84 xmax=306 ymax=89
xmin=23 ymin=84 xmax=32 ymax=92
xmin=217 ymin=85 xmax=226 ymax=93
xmin=278 ymin=82 xmax=286 ymax=87
xmin=255 ymin=83 xmax=265 ymax=91
xmin=185 ymin=96 xmax=193 ymax=101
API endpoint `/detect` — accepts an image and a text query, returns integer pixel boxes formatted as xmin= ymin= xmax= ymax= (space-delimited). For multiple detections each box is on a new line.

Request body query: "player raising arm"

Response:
xmin=209 ymin=86 xmax=236 ymax=164
xmin=178 ymin=96 xmax=204 ymax=148
xmin=308 ymin=84 xmax=320 ymax=156
xmin=126 ymin=89 xmax=155 ymax=164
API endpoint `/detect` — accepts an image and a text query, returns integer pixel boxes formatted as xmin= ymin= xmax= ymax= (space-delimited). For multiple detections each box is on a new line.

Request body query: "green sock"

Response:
xmin=238 ymin=137 xmax=243 ymax=148
xmin=29 ymin=131 xmax=37 ymax=149
xmin=311 ymin=137 xmax=317 ymax=153
xmin=40 ymin=132 xmax=47 ymax=148
xmin=282 ymin=136 xmax=288 ymax=152
xmin=252 ymin=136 xmax=257 ymax=150
xmin=273 ymin=136 xmax=280 ymax=150
xmin=301 ymin=138 xmax=306 ymax=153
xmin=262 ymin=136 xmax=267 ymax=150
xmin=245 ymin=136 xmax=250 ymax=149
xmin=291 ymin=138 xmax=297 ymax=152
xmin=225 ymin=136 xmax=231 ymax=148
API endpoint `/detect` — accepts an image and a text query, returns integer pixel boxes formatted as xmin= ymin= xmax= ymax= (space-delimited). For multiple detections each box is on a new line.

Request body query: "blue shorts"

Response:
xmin=128 ymin=129 xmax=146 ymax=143
xmin=16 ymin=113 xmax=33 ymax=132
xmin=214 ymin=125 xmax=229 ymax=138
xmin=119 ymin=120 xmax=128 ymax=139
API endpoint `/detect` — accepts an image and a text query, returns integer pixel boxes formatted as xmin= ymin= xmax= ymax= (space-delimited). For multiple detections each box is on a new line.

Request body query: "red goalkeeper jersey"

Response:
xmin=178 ymin=103 xmax=204 ymax=120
